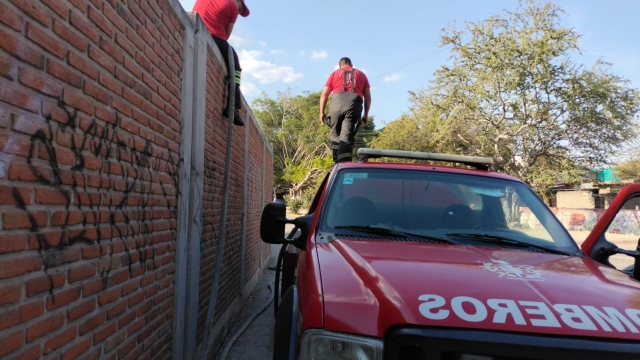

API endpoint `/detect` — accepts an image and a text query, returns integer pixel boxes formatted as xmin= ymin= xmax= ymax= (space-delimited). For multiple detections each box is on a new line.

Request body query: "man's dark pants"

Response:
xmin=212 ymin=36 xmax=242 ymax=112
xmin=327 ymin=92 xmax=363 ymax=163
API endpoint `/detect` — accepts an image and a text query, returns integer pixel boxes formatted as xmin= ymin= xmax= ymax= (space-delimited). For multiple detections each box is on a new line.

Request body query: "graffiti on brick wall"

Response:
xmin=6 ymin=99 xmax=179 ymax=295
xmin=520 ymin=207 xmax=640 ymax=235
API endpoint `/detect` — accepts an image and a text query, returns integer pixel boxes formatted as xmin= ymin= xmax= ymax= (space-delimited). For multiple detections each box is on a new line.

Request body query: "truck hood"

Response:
xmin=317 ymin=239 xmax=640 ymax=341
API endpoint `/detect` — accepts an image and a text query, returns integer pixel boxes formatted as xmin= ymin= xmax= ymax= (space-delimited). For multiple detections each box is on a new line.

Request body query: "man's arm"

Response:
xmin=362 ymin=87 xmax=371 ymax=125
xmin=225 ymin=22 xmax=235 ymax=40
xmin=319 ymin=86 xmax=331 ymax=125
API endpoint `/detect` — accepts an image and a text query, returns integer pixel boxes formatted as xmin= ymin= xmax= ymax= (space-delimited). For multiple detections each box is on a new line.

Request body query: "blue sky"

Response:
xmin=178 ymin=0 xmax=640 ymax=129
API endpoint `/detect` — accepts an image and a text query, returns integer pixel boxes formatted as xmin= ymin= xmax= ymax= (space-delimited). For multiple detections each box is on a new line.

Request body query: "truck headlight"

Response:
xmin=298 ymin=330 xmax=383 ymax=360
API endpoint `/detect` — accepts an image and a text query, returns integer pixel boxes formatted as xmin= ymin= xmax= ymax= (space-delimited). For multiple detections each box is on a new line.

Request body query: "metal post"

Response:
xmin=240 ymin=108 xmax=248 ymax=293
xmin=260 ymin=142 xmax=265 ymax=268
xmin=184 ymin=20 xmax=207 ymax=360
xmin=200 ymin=44 xmax=236 ymax=360
xmin=172 ymin=18 xmax=195 ymax=360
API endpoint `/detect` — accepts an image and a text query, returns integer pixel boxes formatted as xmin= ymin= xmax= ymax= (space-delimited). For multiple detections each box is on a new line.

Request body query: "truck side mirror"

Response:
xmin=601 ymin=237 xmax=640 ymax=281
xmin=260 ymin=202 xmax=290 ymax=244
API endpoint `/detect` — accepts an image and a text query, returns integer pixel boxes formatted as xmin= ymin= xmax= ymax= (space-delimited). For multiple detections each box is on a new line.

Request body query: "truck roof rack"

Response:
xmin=357 ymin=148 xmax=494 ymax=171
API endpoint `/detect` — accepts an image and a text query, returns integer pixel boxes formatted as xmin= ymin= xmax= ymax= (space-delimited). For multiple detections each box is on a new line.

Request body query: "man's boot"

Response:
xmin=223 ymin=106 xmax=245 ymax=126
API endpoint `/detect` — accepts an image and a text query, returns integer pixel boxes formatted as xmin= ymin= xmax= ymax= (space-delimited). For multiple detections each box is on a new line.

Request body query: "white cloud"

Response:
xmin=228 ymin=35 xmax=246 ymax=47
xmin=311 ymin=51 xmax=328 ymax=60
xmin=334 ymin=64 xmax=339 ymax=70
xmin=270 ymin=49 xmax=286 ymax=55
xmin=241 ymin=80 xmax=259 ymax=96
xmin=383 ymin=73 xmax=402 ymax=83
xmin=239 ymin=50 xmax=304 ymax=84
xmin=258 ymin=41 xmax=267 ymax=47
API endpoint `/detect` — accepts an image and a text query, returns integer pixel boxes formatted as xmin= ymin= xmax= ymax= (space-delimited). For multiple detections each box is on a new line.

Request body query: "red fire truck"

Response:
xmin=261 ymin=149 xmax=640 ymax=360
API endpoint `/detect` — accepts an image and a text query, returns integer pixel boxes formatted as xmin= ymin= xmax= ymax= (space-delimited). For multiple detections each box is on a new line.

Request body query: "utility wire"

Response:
xmin=371 ymin=46 xmax=451 ymax=80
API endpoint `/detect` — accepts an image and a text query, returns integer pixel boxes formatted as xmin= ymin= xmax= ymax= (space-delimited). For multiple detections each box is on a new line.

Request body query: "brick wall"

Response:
xmin=0 ymin=1 xmax=273 ymax=359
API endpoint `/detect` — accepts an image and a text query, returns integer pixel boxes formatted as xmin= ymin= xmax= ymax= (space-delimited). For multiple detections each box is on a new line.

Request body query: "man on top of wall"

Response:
xmin=192 ymin=0 xmax=250 ymax=126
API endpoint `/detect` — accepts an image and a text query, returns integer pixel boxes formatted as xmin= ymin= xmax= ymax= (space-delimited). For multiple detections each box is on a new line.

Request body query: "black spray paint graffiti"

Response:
xmin=10 ymin=99 xmax=180 ymax=297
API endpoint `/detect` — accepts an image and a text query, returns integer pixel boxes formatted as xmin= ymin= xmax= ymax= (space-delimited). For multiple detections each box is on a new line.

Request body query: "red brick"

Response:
xmin=53 ymin=19 xmax=87 ymax=52
xmin=26 ymin=21 xmax=66 ymax=59
xmin=51 ymin=210 xmax=83 ymax=226
xmin=68 ymin=0 xmax=87 ymax=12
xmin=37 ymin=145 xmax=75 ymax=165
xmin=0 ymin=186 xmax=30 ymax=206
xmin=44 ymin=326 xmax=77 ymax=354
xmin=2 ymin=210 xmax=46 ymax=230
xmin=68 ymin=51 xmax=99 ymax=80
xmin=64 ymin=89 xmax=94 ymax=116
xmin=81 ymin=244 xmax=108 ymax=260
xmin=0 ymin=30 xmax=44 ymax=69
xmin=17 ymin=67 xmax=61 ymax=97
xmin=98 ymin=287 xmax=120 ymax=306
xmin=128 ymin=291 xmax=144 ymax=307
xmin=82 ymin=279 xmax=104 ymax=297
xmin=75 ymin=193 xmax=101 ymax=206
xmin=0 ymin=254 xmax=42 ymax=279
xmin=68 ymin=263 xmax=96 ymax=283
xmin=80 ymin=311 xmax=105 ymax=335
xmin=93 ymin=322 xmax=116 ymax=344
xmin=83 ymin=79 xmax=109 ymax=104
xmin=0 ymin=331 xmax=24 ymax=357
xmin=88 ymin=6 xmax=114 ymax=38
xmin=0 ymin=283 xmax=21 ymax=306
xmin=47 ymin=59 xmax=81 ymax=87
xmin=9 ymin=0 xmax=50 ymax=26
xmin=42 ymin=0 xmax=69 ymax=20
xmin=0 ymin=234 xmax=28 ymax=254
xmin=26 ymin=272 xmax=65 ymax=296
xmin=61 ymin=337 xmax=91 ymax=360
xmin=28 ymin=231 xmax=68 ymax=249
xmin=95 ymin=104 xmax=117 ymax=124
xmin=118 ymin=336 xmax=137 ymax=358
xmin=0 ymin=300 xmax=44 ymax=331
xmin=99 ymin=71 xmax=122 ymax=95
xmin=9 ymin=345 xmax=41 ymax=360
xmin=44 ymin=248 xmax=81 ymax=268
xmin=107 ymin=299 xmax=128 ymax=320
xmin=117 ymin=310 xmax=136 ymax=329
xmin=0 ymin=3 xmax=24 ymax=31
xmin=47 ymin=286 xmax=81 ymax=310
xmin=127 ymin=317 xmax=143 ymax=336
xmin=67 ymin=299 xmax=95 ymax=321
xmin=122 ymin=280 xmax=140 ymax=297
xmin=70 ymin=10 xmax=99 ymax=43
xmin=34 ymin=188 xmax=70 ymax=205
xmin=103 ymin=3 xmax=127 ymax=32
xmin=26 ymin=312 xmax=64 ymax=342
xmin=0 ymin=56 xmax=13 ymax=80
xmin=88 ymin=44 xmax=116 ymax=73
xmin=0 ymin=83 xmax=41 ymax=113
xmin=112 ymin=98 xmax=133 ymax=117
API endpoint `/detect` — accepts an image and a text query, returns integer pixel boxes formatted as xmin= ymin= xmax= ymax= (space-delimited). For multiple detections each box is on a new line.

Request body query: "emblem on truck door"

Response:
xmin=480 ymin=260 xmax=545 ymax=282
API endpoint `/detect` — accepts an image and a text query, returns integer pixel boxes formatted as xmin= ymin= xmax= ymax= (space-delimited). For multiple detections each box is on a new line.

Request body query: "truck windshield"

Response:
xmin=320 ymin=168 xmax=579 ymax=253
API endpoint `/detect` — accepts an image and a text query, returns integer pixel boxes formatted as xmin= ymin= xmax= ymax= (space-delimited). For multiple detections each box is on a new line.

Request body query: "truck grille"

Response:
xmin=384 ymin=326 xmax=640 ymax=360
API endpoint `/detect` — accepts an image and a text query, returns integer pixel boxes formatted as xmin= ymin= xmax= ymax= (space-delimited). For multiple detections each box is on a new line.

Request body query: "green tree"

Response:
xmin=252 ymin=90 xmax=333 ymax=198
xmin=373 ymin=0 xmax=640 ymax=190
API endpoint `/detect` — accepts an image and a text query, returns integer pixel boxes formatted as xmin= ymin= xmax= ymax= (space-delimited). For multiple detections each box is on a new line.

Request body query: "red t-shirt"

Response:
xmin=192 ymin=0 xmax=238 ymax=40
xmin=324 ymin=66 xmax=370 ymax=98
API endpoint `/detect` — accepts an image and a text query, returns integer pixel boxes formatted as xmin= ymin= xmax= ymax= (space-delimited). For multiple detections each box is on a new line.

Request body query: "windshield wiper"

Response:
xmin=335 ymin=225 xmax=458 ymax=244
xmin=446 ymin=233 xmax=573 ymax=256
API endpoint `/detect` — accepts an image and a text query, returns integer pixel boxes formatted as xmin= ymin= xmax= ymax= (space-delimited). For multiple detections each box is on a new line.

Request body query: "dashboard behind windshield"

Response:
xmin=320 ymin=168 xmax=579 ymax=252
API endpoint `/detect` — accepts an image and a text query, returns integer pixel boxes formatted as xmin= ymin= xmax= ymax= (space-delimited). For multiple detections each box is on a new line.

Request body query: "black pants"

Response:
xmin=327 ymin=92 xmax=363 ymax=163
xmin=212 ymin=35 xmax=242 ymax=110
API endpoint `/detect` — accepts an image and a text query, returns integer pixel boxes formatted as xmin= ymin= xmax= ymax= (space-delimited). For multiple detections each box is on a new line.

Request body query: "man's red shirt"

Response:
xmin=324 ymin=66 xmax=370 ymax=98
xmin=192 ymin=0 xmax=238 ymax=40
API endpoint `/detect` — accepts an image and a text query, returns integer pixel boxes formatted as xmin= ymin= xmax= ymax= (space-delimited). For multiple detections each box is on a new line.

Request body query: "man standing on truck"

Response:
xmin=319 ymin=57 xmax=371 ymax=163
xmin=192 ymin=0 xmax=250 ymax=126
